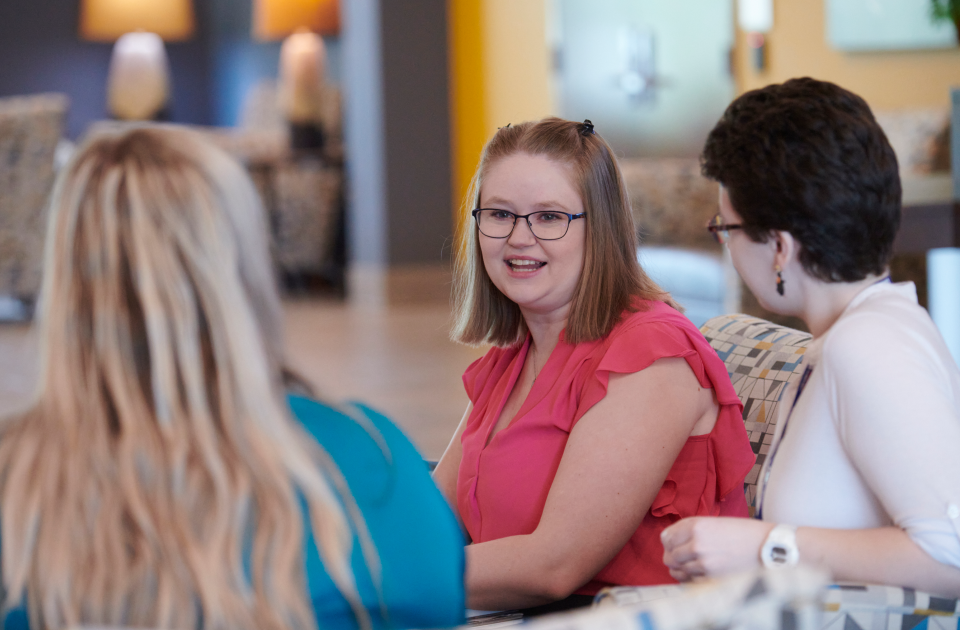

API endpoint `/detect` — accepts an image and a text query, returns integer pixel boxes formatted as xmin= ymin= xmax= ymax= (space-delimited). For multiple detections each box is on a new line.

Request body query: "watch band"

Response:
xmin=760 ymin=524 xmax=799 ymax=568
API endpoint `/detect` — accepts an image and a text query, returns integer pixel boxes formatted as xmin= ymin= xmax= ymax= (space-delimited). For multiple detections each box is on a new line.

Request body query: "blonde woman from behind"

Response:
xmin=0 ymin=127 xmax=464 ymax=630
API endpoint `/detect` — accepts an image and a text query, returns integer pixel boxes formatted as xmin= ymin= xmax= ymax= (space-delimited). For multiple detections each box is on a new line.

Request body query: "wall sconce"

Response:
xmin=617 ymin=26 xmax=657 ymax=104
xmin=253 ymin=0 xmax=340 ymax=150
xmin=80 ymin=0 xmax=195 ymax=120
xmin=738 ymin=0 xmax=773 ymax=71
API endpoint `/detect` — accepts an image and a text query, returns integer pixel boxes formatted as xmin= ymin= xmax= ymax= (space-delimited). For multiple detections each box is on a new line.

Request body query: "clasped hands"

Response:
xmin=660 ymin=517 xmax=776 ymax=582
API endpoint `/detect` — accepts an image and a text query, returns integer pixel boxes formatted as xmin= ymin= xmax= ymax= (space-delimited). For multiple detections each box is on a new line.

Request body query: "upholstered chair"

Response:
xmin=0 ymin=93 xmax=68 ymax=314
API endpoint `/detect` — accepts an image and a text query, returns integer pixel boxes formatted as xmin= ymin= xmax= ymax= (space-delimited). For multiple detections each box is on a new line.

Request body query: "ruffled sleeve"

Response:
xmin=573 ymin=317 xmax=741 ymax=428
xmin=462 ymin=344 xmax=519 ymax=405
xmin=572 ymin=309 xmax=753 ymax=511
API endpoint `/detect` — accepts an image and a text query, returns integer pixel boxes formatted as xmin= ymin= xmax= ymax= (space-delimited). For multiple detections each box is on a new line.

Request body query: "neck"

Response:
xmin=522 ymin=306 xmax=568 ymax=363
xmin=798 ymin=273 xmax=888 ymax=338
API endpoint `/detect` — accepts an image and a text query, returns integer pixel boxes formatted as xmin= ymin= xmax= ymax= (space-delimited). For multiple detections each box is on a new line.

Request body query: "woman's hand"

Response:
xmin=661 ymin=517 xmax=774 ymax=581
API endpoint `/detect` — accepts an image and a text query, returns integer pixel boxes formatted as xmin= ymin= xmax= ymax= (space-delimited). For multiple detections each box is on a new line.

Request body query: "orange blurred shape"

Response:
xmin=80 ymin=0 xmax=195 ymax=42
xmin=253 ymin=0 xmax=340 ymax=40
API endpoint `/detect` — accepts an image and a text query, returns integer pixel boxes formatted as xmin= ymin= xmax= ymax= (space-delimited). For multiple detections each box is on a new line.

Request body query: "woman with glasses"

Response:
xmin=432 ymin=117 xmax=755 ymax=612
xmin=661 ymin=79 xmax=960 ymax=595
xmin=0 ymin=126 xmax=465 ymax=630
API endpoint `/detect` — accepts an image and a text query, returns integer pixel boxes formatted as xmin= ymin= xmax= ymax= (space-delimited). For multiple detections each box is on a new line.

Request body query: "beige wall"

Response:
xmin=482 ymin=0 xmax=555 ymax=138
xmin=734 ymin=0 xmax=960 ymax=110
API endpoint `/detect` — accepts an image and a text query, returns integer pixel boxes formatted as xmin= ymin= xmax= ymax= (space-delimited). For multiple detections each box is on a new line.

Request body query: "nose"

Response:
xmin=507 ymin=216 xmax=537 ymax=246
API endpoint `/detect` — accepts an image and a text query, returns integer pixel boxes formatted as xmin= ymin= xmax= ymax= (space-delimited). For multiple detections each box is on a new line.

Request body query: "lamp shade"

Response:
xmin=80 ymin=0 xmax=195 ymax=42
xmin=253 ymin=0 xmax=340 ymax=40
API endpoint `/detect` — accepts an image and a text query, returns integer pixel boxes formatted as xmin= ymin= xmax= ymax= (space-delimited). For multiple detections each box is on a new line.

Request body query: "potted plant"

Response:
xmin=931 ymin=0 xmax=960 ymax=42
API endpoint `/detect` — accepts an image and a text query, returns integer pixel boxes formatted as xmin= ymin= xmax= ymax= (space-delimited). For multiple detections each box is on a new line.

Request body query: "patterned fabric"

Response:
xmin=699 ymin=314 xmax=812 ymax=514
xmin=584 ymin=577 xmax=960 ymax=630
xmin=507 ymin=567 xmax=826 ymax=630
xmin=822 ymin=584 xmax=960 ymax=630
xmin=0 ymin=93 xmax=68 ymax=303
xmin=272 ymin=157 xmax=341 ymax=273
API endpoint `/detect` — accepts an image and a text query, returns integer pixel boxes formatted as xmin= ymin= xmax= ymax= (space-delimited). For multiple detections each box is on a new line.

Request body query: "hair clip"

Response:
xmin=498 ymin=123 xmax=512 ymax=130
xmin=580 ymin=119 xmax=595 ymax=135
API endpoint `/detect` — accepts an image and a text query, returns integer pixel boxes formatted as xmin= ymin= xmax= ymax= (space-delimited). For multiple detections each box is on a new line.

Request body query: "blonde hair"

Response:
xmin=0 ymin=126 xmax=373 ymax=630
xmin=452 ymin=117 xmax=677 ymax=347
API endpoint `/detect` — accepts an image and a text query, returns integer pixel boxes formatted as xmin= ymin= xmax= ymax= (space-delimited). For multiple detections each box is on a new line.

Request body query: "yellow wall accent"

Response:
xmin=481 ymin=0 xmax=554 ymax=138
xmin=448 ymin=0 xmax=486 ymax=216
xmin=734 ymin=0 xmax=960 ymax=110
xmin=448 ymin=0 xmax=555 ymax=220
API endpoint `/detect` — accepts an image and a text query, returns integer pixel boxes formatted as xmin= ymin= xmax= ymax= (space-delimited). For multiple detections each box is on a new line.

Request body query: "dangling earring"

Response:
xmin=775 ymin=264 xmax=785 ymax=296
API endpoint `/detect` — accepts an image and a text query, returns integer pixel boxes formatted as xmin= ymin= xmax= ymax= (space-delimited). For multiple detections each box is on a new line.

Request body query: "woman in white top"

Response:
xmin=661 ymin=78 xmax=960 ymax=595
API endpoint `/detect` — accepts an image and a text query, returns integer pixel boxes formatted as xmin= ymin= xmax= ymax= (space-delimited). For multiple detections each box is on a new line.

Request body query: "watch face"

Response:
xmin=761 ymin=525 xmax=799 ymax=568
xmin=769 ymin=544 xmax=790 ymax=565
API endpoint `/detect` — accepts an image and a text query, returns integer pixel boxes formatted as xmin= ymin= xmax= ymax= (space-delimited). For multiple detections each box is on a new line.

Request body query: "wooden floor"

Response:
xmin=0 ymin=299 xmax=486 ymax=460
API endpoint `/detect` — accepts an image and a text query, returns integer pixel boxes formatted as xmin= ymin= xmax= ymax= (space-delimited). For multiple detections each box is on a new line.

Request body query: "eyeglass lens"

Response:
xmin=708 ymin=215 xmax=729 ymax=245
xmin=476 ymin=209 xmax=573 ymax=240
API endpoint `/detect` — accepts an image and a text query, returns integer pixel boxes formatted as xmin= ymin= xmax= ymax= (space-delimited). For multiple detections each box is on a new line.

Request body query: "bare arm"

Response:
xmin=662 ymin=517 xmax=960 ymax=597
xmin=433 ymin=403 xmax=471 ymax=511
xmin=465 ymin=357 xmax=717 ymax=610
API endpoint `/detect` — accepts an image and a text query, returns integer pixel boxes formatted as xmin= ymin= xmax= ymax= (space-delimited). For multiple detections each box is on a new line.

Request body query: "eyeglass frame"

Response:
xmin=706 ymin=214 xmax=743 ymax=245
xmin=472 ymin=207 xmax=587 ymax=241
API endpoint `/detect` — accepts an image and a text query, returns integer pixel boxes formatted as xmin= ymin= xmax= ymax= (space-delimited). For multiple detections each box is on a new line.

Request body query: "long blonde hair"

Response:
xmin=451 ymin=118 xmax=676 ymax=347
xmin=0 ymin=126 xmax=370 ymax=630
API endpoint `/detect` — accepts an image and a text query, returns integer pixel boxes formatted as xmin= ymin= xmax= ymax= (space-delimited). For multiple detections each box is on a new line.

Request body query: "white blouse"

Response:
xmin=759 ymin=281 xmax=960 ymax=569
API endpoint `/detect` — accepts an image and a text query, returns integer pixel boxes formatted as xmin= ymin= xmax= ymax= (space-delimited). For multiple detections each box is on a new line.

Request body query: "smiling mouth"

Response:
xmin=506 ymin=258 xmax=546 ymax=272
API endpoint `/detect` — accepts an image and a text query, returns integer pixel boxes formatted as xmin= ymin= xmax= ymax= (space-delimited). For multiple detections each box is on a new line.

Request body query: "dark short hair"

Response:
xmin=701 ymin=77 xmax=901 ymax=282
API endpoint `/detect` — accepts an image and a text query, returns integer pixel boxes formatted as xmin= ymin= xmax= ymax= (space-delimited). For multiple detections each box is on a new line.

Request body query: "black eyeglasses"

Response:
xmin=706 ymin=214 xmax=743 ymax=245
xmin=472 ymin=208 xmax=586 ymax=241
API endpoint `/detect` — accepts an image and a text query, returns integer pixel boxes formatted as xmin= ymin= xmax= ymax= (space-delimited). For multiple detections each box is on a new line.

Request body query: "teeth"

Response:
xmin=508 ymin=259 xmax=542 ymax=266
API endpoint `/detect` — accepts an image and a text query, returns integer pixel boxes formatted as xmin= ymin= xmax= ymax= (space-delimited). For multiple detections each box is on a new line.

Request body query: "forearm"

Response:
xmin=797 ymin=526 xmax=960 ymax=597
xmin=466 ymin=535 xmax=585 ymax=610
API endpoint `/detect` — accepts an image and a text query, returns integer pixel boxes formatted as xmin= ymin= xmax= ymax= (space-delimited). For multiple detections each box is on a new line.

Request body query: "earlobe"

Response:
xmin=771 ymin=231 xmax=793 ymax=298
xmin=772 ymin=231 xmax=793 ymax=269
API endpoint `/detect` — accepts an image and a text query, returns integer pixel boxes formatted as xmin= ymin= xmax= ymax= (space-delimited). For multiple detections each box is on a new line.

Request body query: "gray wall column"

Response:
xmin=381 ymin=0 xmax=453 ymax=266
xmin=342 ymin=0 xmax=453 ymax=304
xmin=342 ymin=0 xmax=389 ymax=304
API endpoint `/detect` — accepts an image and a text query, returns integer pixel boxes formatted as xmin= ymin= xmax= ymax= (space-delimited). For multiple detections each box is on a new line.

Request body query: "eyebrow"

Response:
xmin=481 ymin=196 xmax=574 ymax=213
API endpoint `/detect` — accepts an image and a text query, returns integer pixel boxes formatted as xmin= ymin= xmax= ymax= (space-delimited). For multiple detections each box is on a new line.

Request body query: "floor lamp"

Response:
xmin=80 ymin=0 xmax=196 ymax=120
xmin=253 ymin=0 xmax=340 ymax=149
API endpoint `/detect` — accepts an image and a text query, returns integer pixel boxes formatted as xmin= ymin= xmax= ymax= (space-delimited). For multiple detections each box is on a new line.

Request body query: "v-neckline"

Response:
xmin=482 ymin=336 xmax=552 ymax=448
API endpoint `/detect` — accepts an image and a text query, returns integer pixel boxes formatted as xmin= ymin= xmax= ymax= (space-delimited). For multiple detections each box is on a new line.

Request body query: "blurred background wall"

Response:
xmin=0 ymin=0 xmax=958 ymax=306
xmin=0 ymin=0 xmax=214 ymax=138
xmin=733 ymin=0 xmax=959 ymax=110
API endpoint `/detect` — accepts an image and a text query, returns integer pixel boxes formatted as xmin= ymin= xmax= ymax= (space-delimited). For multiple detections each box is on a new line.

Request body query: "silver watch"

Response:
xmin=760 ymin=524 xmax=799 ymax=568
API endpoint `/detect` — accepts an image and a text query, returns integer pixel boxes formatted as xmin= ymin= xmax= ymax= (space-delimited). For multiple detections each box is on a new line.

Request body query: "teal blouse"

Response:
xmin=292 ymin=395 xmax=466 ymax=629
xmin=2 ymin=396 xmax=465 ymax=630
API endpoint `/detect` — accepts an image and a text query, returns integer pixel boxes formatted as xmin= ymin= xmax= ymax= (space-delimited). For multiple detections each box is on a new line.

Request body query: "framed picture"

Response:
xmin=826 ymin=0 xmax=957 ymax=51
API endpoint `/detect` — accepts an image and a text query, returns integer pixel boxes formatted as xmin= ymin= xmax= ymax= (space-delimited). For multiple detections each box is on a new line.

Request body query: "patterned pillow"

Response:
xmin=699 ymin=314 xmax=812 ymax=514
xmin=822 ymin=583 xmax=960 ymax=630
xmin=585 ymin=578 xmax=960 ymax=630
xmin=557 ymin=566 xmax=827 ymax=630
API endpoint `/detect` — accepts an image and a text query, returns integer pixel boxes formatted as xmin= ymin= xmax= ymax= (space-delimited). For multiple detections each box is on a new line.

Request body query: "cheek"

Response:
xmin=478 ymin=238 xmax=503 ymax=277
xmin=729 ymin=242 xmax=768 ymax=293
xmin=563 ymin=230 xmax=587 ymax=273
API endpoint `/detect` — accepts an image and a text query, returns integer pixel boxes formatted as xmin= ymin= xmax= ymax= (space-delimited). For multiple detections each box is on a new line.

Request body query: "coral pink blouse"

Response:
xmin=457 ymin=300 xmax=754 ymax=591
